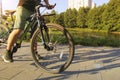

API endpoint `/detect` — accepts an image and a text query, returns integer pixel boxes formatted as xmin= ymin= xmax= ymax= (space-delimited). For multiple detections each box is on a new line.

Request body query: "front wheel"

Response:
xmin=31 ymin=23 xmax=74 ymax=73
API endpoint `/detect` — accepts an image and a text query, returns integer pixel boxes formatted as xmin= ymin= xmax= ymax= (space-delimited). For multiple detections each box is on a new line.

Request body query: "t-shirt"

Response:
xmin=18 ymin=0 xmax=41 ymax=11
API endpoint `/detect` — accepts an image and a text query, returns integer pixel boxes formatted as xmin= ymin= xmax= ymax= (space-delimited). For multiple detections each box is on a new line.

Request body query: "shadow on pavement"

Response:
xmin=35 ymin=46 xmax=120 ymax=80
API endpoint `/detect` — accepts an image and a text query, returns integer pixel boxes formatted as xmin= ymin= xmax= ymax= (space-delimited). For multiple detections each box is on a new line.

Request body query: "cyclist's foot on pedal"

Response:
xmin=2 ymin=50 xmax=13 ymax=63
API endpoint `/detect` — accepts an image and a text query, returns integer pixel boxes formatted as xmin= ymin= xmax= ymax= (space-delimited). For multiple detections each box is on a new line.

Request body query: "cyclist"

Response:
xmin=2 ymin=0 xmax=55 ymax=63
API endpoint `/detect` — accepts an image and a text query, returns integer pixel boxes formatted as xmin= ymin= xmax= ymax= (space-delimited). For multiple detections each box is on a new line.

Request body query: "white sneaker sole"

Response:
xmin=2 ymin=56 xmax=12 ymax=63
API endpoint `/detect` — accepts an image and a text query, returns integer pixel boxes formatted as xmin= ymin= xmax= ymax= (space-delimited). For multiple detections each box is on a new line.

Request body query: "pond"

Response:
xmin=68 ymin=28 xmax=120 ymax=47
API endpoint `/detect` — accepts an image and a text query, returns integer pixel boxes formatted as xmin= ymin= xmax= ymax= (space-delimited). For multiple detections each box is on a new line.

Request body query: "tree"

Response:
xmin=55 ymin=12 xmax=65 ymax=27
xmin=77 ymin=7 xmax=89 ymax=28
xmin=87 ymin=7 xmax=98 ymax=29
xmin=64 ymin=8 xmax=77 ymax=28
xmin=49 ymin=10 xmax=57 ymax=23
xmin=102 ymin=0 xmax=120 ymax=32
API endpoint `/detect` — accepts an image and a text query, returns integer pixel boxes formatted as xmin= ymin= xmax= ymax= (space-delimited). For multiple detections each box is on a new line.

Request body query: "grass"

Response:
xmin=24 ymin=28 xmax=120 ymax=47
xmin=67 ymin=28 xmax=120 ymax=47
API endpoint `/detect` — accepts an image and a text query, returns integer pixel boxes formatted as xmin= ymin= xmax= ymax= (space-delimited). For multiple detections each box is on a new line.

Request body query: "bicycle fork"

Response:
xmin=39 ymin=23 xmax=53 ymax=51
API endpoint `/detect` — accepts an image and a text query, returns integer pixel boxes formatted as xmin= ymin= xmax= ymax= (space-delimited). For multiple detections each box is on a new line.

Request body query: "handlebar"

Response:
xmin=35 ymin=3 xmax=56 ymax=10
xmin=34 ymin=3 xmax=56 ymax=18
xmin=40 ymin=3 xmax=56 ymax=8
xmin=42 ymin=13 xmax=56 ymax=16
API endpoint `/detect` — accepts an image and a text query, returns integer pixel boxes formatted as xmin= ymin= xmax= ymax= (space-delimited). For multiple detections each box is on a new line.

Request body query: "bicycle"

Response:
xmin=0 ymin=2 xmax=75 ymax=74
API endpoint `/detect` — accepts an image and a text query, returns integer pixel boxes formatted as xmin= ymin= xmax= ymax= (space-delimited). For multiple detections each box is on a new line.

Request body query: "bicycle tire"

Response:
xmin=31 ymin=23 xmax=74 ymax=73
xmin=0 ymin=24 xmax=9 ymax=46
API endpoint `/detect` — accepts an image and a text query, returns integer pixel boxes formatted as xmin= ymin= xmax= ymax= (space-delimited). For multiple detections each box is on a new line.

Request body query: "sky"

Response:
xmin=2 ymin=0 xmax=109 ymax=13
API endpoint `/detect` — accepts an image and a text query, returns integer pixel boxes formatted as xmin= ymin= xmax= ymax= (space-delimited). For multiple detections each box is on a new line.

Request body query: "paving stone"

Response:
xmin=0 ymin=43 xmax=120 ymax=80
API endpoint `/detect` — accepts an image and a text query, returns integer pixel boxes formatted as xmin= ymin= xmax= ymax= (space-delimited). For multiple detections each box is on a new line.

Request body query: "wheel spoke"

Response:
xmin=31 ymin=24 xmax=74 ymax=73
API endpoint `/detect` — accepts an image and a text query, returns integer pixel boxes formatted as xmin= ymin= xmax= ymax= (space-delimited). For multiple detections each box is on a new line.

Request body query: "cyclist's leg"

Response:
xmin=2 ymin=6 xmax=33 ymax=63
xmin=6 ymin=29 xmax=22 ymax=50
xmin=2 ymin=29 xmax=22 ymax=63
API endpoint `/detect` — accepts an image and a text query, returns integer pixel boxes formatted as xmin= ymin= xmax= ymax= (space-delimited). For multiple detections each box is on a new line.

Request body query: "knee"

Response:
xmin=11 ymin=29 xmax=22 ymax=36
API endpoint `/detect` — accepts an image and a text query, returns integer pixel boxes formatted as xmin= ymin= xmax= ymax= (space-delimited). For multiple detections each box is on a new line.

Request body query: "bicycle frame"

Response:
xmin=12 ymin=14 xmax=41 ymax=52
xmin=12 ymin=3 xmax=55 ymax=52
xmin=1 ymin=3 xmax=74 ymax=73
xmin=16 ymin=19 xmax=37 ymax=45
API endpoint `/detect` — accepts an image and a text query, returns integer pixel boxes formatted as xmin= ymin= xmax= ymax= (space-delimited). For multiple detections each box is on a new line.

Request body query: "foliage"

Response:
xmin=63 ymin=8 xmax=77 ymax=28
xmin=2 ymin=0 xmax=120 ymax=32
xmin=44 ymin=0 xmax=120 ymax=32
xmin=1 ymin=0 xmax=120 ymax=46
xmin=68 ymin=28 xmax=120 ymax=47
xmin=77 ymin=7 xmax=90 ymax=28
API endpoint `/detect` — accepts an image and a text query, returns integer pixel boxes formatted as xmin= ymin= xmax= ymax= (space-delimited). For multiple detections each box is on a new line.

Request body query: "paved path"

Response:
xmin=0 ymin=43 xmax=120 ymax=80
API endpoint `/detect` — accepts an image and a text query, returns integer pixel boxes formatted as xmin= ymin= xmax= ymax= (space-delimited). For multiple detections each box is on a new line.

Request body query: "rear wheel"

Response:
xmin=31 ymin=23 xmax=74 ymax=73
xmin=0 ymin=25 xmax=9 ymax=46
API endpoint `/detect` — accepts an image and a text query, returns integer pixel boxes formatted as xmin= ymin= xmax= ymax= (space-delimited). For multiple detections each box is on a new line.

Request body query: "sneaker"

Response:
xmin=2 ymin=50 xmax=13 ymax=63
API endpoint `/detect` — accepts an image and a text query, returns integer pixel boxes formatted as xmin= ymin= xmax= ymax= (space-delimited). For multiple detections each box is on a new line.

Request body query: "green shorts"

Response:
xmin=14 ymin=6 xmax=34 ymax=30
